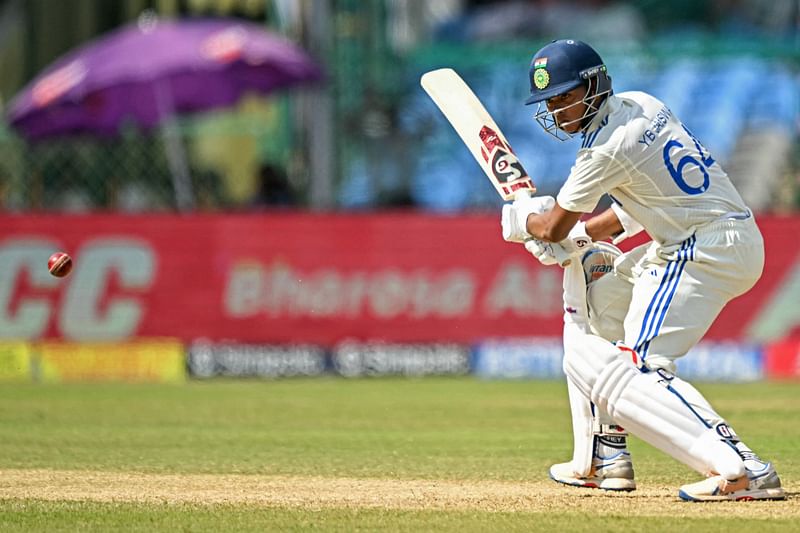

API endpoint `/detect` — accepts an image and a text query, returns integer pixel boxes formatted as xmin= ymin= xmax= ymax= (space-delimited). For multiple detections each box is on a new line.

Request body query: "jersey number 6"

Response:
xmin=662 ymin=124 xmax=715 ymax=195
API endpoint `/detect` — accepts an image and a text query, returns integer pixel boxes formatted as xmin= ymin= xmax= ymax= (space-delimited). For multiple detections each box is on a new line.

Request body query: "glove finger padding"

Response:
xmin=524 ymin=239 xmax=558 ymax=266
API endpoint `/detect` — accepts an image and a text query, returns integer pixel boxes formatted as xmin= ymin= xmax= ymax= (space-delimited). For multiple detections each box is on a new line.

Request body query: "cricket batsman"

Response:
xmin=501 ymin=39 xmax=785 ymax=501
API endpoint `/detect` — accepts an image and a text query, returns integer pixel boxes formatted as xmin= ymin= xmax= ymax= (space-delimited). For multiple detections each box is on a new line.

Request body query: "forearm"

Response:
xmin=525 ymin=203 xmax=582 ymax=242
xmin=585 ymin=207 xmax=624 ymax=242
xmin=525 ymin=213 xmax=559 ymax=242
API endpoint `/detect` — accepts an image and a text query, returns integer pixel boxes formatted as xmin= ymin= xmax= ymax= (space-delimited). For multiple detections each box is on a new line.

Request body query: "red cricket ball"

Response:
xmin=48 ymin=252 xmax=73 ymax=278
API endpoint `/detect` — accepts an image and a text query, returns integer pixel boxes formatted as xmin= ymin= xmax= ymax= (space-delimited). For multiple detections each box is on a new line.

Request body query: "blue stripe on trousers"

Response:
xmin=640 ymin=235 xmax=696 ymax=357
xmin=632 ymin=239 xmax=689 ymax=353
xmin=633 ymin=237 xmax=694 ymax=357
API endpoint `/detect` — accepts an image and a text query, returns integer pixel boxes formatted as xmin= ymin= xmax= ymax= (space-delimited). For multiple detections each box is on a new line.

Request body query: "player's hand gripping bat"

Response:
xmin=420 ymin=68 xmax=572 ymax=267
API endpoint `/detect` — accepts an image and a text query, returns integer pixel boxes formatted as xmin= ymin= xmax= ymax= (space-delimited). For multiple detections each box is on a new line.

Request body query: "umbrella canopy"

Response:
xmin=7 ymin=17 xmax=323 ymax=140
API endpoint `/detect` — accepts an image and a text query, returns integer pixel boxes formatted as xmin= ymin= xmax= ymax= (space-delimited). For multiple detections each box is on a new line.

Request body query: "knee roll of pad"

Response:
xmin=590 ymin=357 xmax=637 ymax=418
xmin=562 ymin=325 xmax=624 ymax=397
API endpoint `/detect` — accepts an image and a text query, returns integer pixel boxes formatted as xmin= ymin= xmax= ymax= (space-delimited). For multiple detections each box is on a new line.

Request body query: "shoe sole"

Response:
xmin=549 ymin=472 xmax=636 ymax=492
xmin=678 ymin=487 xmax=787 ymax=502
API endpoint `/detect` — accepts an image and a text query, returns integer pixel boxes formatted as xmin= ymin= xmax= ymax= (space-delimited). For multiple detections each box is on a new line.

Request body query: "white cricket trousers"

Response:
xmin=620 ymin=214 xmax=764 ymax=370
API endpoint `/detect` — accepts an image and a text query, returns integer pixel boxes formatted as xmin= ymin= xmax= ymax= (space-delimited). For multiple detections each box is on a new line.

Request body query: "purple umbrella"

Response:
xmin=7 ymin=17 xmax=323 ymax=139
xmin=7 ymin=17 xmax=323 ymax=210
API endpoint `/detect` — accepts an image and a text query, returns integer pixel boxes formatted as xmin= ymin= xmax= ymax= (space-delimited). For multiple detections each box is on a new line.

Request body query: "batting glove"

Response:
xmin=559 ymin=221 xmax=592 ymax=255
xmin=501 ymin=195 xmax=555 ymax=243
xmin=524 ymin=239 xmax=559 ymax=266
xmin=524 ymin=221 xmax=591 ymax=266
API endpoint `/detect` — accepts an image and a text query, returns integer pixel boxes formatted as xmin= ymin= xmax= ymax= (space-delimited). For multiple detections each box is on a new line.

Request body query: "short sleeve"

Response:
xmin=557 ymin=149 xmax=629 ymax=213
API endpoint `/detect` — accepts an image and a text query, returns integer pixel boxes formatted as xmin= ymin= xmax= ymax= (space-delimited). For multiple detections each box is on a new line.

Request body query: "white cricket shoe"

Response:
xmin=678 ymin=461 xmax=786 ymax=502
xmin=549 ymin=450 xmax=636 ymax=491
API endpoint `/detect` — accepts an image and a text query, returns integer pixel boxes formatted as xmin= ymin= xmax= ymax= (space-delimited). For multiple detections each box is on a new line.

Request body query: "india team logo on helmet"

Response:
xmin=524 ymin=39 xmax=613 ymax=141
xmin=532 ymin=57 xmax=550 ymax=89
xmin=533 ymin=68 xmax=550 ymax=90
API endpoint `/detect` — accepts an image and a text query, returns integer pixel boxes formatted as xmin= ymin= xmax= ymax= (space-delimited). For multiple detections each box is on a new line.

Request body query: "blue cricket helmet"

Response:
xmin=525 ymin=39 xmax=611 ymax=105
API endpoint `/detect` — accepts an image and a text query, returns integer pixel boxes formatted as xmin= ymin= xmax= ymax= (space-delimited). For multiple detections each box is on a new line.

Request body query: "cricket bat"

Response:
xmin=420 ymin=68 xmax=572 ymax=267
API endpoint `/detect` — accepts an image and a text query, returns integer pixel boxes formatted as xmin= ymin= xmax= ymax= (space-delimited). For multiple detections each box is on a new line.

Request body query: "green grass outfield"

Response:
xmin=0 ymin=378 xmax=798 ymax=531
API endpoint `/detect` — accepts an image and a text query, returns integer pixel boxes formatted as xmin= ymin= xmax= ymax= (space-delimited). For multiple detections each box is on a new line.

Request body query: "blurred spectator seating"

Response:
xmin=392 ymin=53 xmax=798 ymax=212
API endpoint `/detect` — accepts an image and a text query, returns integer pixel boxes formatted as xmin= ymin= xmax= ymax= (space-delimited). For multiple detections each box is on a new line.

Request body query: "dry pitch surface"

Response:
xmin=1 ymin=469 xmax=797 ymax=518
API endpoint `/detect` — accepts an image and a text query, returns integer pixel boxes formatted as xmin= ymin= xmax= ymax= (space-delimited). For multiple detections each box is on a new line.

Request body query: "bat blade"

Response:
xmin=420 ymin=67 xmax=573 ymax=267
xmin=420 ymin=68 xmax=535 ymax=201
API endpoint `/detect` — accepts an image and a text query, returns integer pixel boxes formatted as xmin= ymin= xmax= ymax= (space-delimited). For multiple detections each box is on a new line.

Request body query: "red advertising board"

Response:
xmin=1 ymin=213 xmax=798 ymax=345
xmin=764 ymin=338 xmax=800 ymax=379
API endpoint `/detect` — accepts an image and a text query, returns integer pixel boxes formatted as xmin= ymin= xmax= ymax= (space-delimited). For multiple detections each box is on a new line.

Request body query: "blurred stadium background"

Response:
xmin=0 ymin=0 xmax=798 ymax=384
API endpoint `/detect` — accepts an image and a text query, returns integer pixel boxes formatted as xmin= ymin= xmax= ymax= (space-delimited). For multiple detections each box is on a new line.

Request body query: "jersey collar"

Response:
xmin=582 ymin=93 xmax=616 ymax=137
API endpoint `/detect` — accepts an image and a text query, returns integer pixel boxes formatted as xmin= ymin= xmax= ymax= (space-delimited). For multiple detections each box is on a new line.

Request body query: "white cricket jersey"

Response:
xmin=556 ymin=91 xmax=750 ymax=247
